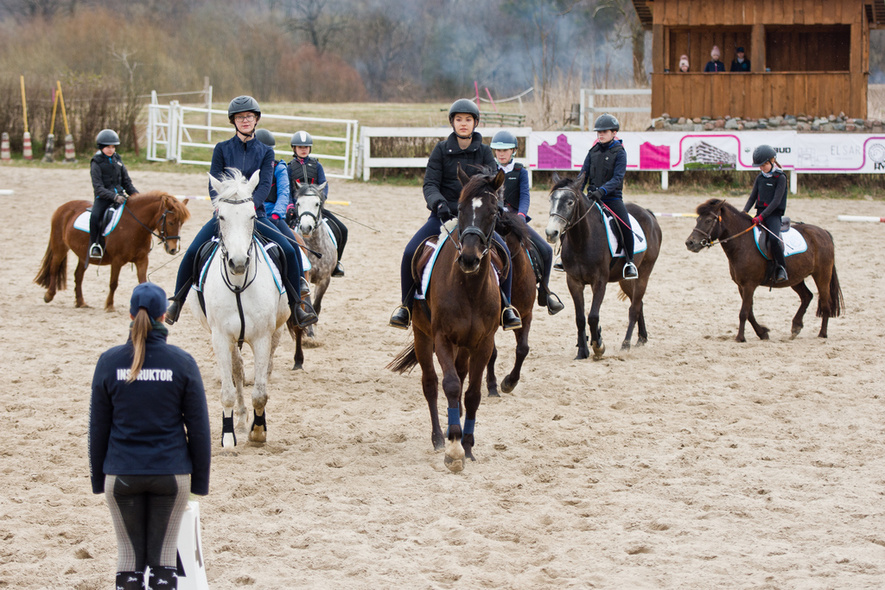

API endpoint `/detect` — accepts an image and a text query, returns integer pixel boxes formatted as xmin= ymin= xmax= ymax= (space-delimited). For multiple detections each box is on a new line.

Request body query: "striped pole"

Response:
xmin=20 ymin=75 xmax=31 ymax=159
xmin=837 ymin=215 xmax=885 ymax=223
xmin=0 ymin=132 xmax=10 ymax=161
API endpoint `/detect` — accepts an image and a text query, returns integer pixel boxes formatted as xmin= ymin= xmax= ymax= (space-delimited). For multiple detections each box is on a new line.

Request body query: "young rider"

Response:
xmin=579 ymin=113 xmax=638 ymax=280
xmin=490 ymin=130 xmax=564 ymax=315
xmin=89 ymin=129 xmax=139 ymax=260
xmin=164 ymin=96 xmax=317 ymax=328
xmin=742 ymin=144 xmax=789 ymax=282
xmin=286 ymin=131 xmax=348 ymax=277
xmin=388 ymin=98 xmax=521 ymax=331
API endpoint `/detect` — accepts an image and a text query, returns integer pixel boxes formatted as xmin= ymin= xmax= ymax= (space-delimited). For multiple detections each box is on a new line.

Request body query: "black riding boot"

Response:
xmin=501 ymin=291 xmax=522 ymax=331
xmin=622 ymin=259 xmax=638 ymax=279
xmin=538 ymin=283 xmax=565 ymax=315
xmin=389 ymin=291 xmax=414 ymax=330
xmin=164 ymin=281 xmax=192 ymax=326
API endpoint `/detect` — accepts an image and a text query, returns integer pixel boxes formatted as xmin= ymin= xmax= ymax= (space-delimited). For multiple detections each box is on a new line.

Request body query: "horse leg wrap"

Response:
xmin=446 ymin=407 xmax=461 ymax=437
xmin=463 ymin=419 xmax=475 ymax=435
xmin=115 ymin=571 xmax=145 ymax=590
xmin=222 ymin=413 xmax=236 ymax=446
xmin=253 ymin=409 xmax=266 ymax=429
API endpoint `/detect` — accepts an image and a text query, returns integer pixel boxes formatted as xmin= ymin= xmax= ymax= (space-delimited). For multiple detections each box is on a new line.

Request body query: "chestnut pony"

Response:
xmin=35 ymin=191 xmax=190 ymax=310
xmin=388 ymin=168 xmax=505 ymax=473
xmin=685 ymin=198 xmax=843 ymax=341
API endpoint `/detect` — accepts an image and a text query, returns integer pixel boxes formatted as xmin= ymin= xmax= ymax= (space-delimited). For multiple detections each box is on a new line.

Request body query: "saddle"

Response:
xmin=756 ymin=218 xmax=792 ymax=259
xmin=411 ymin=225 xmax=508 ymax=299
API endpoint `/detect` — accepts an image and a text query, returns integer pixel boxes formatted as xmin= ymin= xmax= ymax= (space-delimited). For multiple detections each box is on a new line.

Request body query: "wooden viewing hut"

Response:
xmin=632 ymin=0 xmax=885 ymax=119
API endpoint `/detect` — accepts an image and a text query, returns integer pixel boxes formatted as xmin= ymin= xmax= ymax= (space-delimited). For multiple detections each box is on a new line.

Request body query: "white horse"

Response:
xmin=190 ymin=169 xmax=290 ymax=448
xmin=292 ymin=182 xmax=337 ymax=336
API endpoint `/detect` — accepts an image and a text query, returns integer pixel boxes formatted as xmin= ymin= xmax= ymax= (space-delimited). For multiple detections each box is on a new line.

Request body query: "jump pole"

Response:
xmin=837 ymin=215 xmax=885 ymax=223
xmin=0 ymin=132 xmax=10 ymax=161
xmin=57 ymin=81 xmax=76 ymax=162
xmin=42 ymin=87 xmax=59 ymax=163
xmin=20 ymin=75 xmax=32 ymax=160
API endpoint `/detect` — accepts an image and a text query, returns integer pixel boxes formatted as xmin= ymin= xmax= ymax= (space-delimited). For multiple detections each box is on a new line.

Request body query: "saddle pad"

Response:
xmin=73 ymin=205 xmax=125 ymax=236
xmin=322 ymin=218 xmax=338 ymax=250
xmin=595 ymin=203 xmax=647 ymax=257
xmin=753 ymin=227 xmax=808 ymax=259
xmin=414 ymin=231 xmax=501 ymax=300
xmin=194 ymin=238 xmax=285 ymax=295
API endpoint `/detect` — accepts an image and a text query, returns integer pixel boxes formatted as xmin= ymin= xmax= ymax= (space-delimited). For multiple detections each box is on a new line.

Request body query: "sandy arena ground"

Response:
xmin=1 ymin=165 xmax=884 ymax=589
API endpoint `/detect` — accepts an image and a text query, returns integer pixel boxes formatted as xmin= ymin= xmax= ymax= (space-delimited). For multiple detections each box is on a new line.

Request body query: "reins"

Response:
xmin=216 ymin=196 xmax=260 ymax=349
xmin=123 ymin=199 xmax=180 ymax=247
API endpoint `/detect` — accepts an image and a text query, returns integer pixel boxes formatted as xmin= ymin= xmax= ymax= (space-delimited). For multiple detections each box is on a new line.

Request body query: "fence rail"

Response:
xmin=146 ymin=93 xmax=359 ymax=179
xmin=580 ymin=88 xmax=652 ymax=130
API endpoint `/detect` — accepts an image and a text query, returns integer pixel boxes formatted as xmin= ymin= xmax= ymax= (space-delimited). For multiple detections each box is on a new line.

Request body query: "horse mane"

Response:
xmin=696 ymin=198 xmax=731 ymax=217
xmin=131 ymin=190 xmax=192 ymax=223
xmin=495 ymin=210 xmax=531 ymax=247
xmin=215 ymin=169 xmax=251 ymax=203
xmin=458 ymin=168 xmax=499 ymax=205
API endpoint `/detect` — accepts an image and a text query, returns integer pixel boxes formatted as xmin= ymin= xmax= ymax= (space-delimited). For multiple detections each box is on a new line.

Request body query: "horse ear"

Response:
xmin=457 ymin=163 xmax=470 ymax=186
xmin=574 ymin=172 xmax=586 ymax=188
xmin=552 ymin=171 xmax=562 ymax=184
xmin=317 ymin=182 xmax=328 ymax=196
xmin=208 ymin=173 xmax=224 ymax=196
xmin=493 ymin=168 xmax=505 ymax=190
xmin=247 ymin=170 xmax=261 ymax=193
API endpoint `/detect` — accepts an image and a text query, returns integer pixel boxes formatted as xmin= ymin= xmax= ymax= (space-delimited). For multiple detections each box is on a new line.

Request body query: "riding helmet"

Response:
xmin=254 ymin=128 xmax=276 ymax=147
xmin=752 ymin=144 xmax=777 ymax=166
xmin=448 ymin=99 xmax=480 ymax=124
xmin=95 ymin=128 xmax=120 ymax=148
xmin=490 ymin=130 xmax=518 ymax=150
xmin=290 ymin=131 xmax=313 ymax=147
xmin=227 ymin=95 xmax=261 ymax=122
xmin=593 ymin=113 xmax=620 ymax=132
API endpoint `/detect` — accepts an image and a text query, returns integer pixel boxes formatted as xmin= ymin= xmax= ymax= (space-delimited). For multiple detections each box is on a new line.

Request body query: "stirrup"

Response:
xmin=501 ymin=306 xmax=522 ymax=331
xmin=775 ymin=265 xmax=789 ymax=283
xmin=622 ymin=261 xmax=638 ymax=280
xmin=89 ymin=244 xmax=103 ymax=259
xmin=300 ymin=276 xmax=311 ymax=296
xmin=553 ymin=258 xmax=564 ymax=272
xmin=292 ymin=300 xmax=318 ymax=328
xmin=389 ymin=305 xmax=411 ymax=330
xmin=332 ymin=261 xmax=345 ymax=277
xmin=165 ymin=299 xmax=182 ymax=325
xmin=546 ymin=292 xmax=565 ymax=315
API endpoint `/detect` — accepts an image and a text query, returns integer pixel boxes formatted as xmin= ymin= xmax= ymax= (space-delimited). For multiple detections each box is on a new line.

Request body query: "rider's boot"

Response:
xmin=389 ymin=291 xmax=413 ymax=330
xmin=553 ymin=256 xmax=564 ymax=272
xmin=501 ymin=291 xmax=522 ymax=331
xmin=332 ymin=261 xmax=345 ymax=277
xmin=165 ymin=281 xmax=192 ymax=326
xmin=622 ymin=260 xmax=639 ymax=280
xmin=775 ymin=265 xmax=789 ymax=283
xmin=538 ymin=283 xmax=565 ymax=315
xmin=89 ymin=243 xmax=103 ymax=259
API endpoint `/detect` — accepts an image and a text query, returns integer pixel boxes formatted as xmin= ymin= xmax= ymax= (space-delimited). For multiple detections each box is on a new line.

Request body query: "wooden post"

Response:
xmin=751 ymin=24 xmax=765 ymax=72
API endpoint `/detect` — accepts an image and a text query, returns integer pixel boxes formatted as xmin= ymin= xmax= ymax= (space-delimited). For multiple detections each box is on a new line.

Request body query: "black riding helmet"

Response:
xmin=593 ymin=113 xmax=620 ymax=132
xmin=448 ymin=99 xmax=480 ymax=124
xmin=752 ymin=144 xmax=777 ymax=166
xmin=254 ymin=128 xmax=276 ymax=147
xmin=227 ymin=95 xmax=261 ymax=123
xmin=490 ymin=130 xmax=518 ymax=150
xmin=96 ymin=129 xmax=120 ymax=148
xmin=290 ymin=131 xmax=313 ymax=147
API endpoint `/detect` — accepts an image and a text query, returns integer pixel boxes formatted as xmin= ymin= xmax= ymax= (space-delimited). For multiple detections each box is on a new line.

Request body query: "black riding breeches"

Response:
xmin=105 ymin=474 xmax=190 ymax=573
xmin=524 ymin=222 xmax=553 ymax=287
xmin=601 ymin=198 xmax=634 ymax=260
xmin=761 ymin=213 xmax=786 ymax=268
xmin=323 ymin=210 xmax=348 ymax=260
xmin=89 ymin=198 xmax=114 ymax=246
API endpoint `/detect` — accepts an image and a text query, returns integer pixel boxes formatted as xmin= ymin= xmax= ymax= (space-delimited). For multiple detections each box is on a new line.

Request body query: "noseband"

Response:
xmin=295 ymin=192 xmax=324 ymax=230
xmin=217 ymin=197 xmax=259 ymax=294
xmin=550 ymin=188 xmax=592 ymax=234
xmin=124 ymin=204 xmax=181 ymax=246
xmin=445 ymin=190 xmax=497 ymax=259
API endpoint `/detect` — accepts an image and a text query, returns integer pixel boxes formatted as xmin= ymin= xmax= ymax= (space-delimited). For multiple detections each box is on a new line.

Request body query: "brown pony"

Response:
xmin=545 ymin=173 xmax=662 ymax=360
xmin=485 ymin=210 xmax=535 ymax=397
xmin=388 ymin=168 xmax=505 ymax=472
xmin=685 ymin=198 xmax=843 ymax=341
xmin=35 ymin=192 xmax=190 ymax=310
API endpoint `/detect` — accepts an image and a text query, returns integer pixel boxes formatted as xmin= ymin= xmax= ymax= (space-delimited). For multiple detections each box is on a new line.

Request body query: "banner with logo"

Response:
xmin=526 ymin=131 xmax=885 ymax=174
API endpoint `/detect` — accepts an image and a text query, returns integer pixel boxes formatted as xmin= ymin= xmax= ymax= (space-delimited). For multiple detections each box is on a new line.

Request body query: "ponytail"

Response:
xmin=127 ymin=308 xmax=152 ymax=383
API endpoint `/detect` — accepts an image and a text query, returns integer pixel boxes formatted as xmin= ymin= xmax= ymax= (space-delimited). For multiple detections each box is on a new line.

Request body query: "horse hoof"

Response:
xmin=249 ymin=427 xmax=266 ymax=443
xmin=221 ymin=432 xmax=237 ymax=448
xmin=487 ymin=388 xmax=500 ymax=398
xmin=291 ymin=362 xmax=303 ymax=370
xmin=501 ymin=376 xmax=517 ymax=394
xmin=620 ymin=341 xmax=631 ymax=351
xmin=444 ymin=454 xmax=464 ymax=473
xmin=444 ymin=439 xmax=465 ymax=473
xmin=791 ymin=327 xmax=802 ymax=339
xmin=43 ymin=293 xmax=54 ymax=303
xmin=591 ymin=341 xmax=605 ymax=360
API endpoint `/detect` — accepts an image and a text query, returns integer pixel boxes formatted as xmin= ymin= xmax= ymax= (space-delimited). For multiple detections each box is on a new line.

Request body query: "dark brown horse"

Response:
xmin=685 ymin=198 xmax=843 ymax=341
xmin=35 ymin=192 xmax=190 ymax=310
xmin=388 ymin=169 xmax=505 ymax=472
xmin=486 ymin=211 xmax=535 ymax=397
xmin=545 ymin=173 xmax=662 ymax=360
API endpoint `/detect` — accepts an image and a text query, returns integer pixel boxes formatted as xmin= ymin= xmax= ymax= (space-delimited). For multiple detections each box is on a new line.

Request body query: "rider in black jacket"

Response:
xmin=743 ymin=144 xmax=789 ymax=282
xmin=89 ymin=129 xmax=139 ymax=260
xmin=388 ymin=99 xmax=521 ymax=331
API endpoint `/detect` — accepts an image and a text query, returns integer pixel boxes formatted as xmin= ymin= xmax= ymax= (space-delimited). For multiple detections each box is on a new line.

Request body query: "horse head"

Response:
xmin=293 ymin=181 xmax=328 ymax=236
xmin=209 ymin=169 xmax=260 ymax=276
xmin=545 ymin=172 xmax=586 ymax=244
xmin=157 ymin=193 xmax=191 ymax=255
xmin=685 ymin=198 xmax=728 ymax=252
xmin=455 ymin=166 xmax=504 ymax=274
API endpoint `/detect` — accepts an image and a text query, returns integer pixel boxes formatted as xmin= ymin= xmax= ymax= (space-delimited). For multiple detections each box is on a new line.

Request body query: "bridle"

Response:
xmin=124 ymin=202 xmax=181 ymax=248
xmin=295 ymin=188 xmax=324 ymax=233
xmin=691 ymin=210 xmax=754 ymax=248
xmin=216 ymin=197 xmax=259 ymax=294
xmin=443 ymin=189 xmax=497 ymax=259
xmin=549 ymin=187 xmax=593 ymax=235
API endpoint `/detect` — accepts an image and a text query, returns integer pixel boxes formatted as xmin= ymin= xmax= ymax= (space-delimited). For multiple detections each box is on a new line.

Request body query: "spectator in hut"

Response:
xmin=730 ymin=47 xmax=751 ymax=72
xmin=89 ymin=129 xmax=139 ymax=260
xmin=678 ymin=54 xmax=690 ymax=73
xmin=704 ymin=46 xmax=726 ymax=72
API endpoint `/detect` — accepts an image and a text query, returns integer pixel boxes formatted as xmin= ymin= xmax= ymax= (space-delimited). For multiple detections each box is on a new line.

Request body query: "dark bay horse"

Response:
xmin=35 ymin=192 xmax=190 ymax=310
xmin=545 ymin=173 xmax=662 ymax=360
xmin=685 ymin=198 xmax=843 ymax=341
xmin=486 ymin=211 xmax=535 ymax=397
xmin=388 ymin=169 xmax=505 ymax=472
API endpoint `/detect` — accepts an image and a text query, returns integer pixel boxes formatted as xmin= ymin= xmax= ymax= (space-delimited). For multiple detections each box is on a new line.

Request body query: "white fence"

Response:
xmin=147 ymin=93 xmax=359 ymax=179
xmin=579 ymin=88 xmax=652 ymax=131
xmin=358 ymin=127 xmax=534 ymax=184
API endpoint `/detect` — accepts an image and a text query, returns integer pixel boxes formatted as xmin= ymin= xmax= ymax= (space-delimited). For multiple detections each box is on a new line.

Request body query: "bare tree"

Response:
xmin=593 ymin=0 xmax=647 ymax=85
xmin=280 ymin=0 xmax=346 ymax=54
xmin=0 ymin=0 xmax=77 ymax=20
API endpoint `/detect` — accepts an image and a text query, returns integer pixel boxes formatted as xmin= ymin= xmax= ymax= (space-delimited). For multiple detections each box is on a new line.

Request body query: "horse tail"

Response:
xmin=819 ymin=265 xmax=844 ymax=318
xmin=386 ymin=342 xmax=418 ymax=374
xmin=34 ymin=236 xmax=66 ymax=291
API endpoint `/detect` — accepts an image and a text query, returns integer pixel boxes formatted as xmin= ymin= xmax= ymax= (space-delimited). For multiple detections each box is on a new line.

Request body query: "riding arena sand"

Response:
xmin=1 ymin=166 xmax=883 ymax=589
